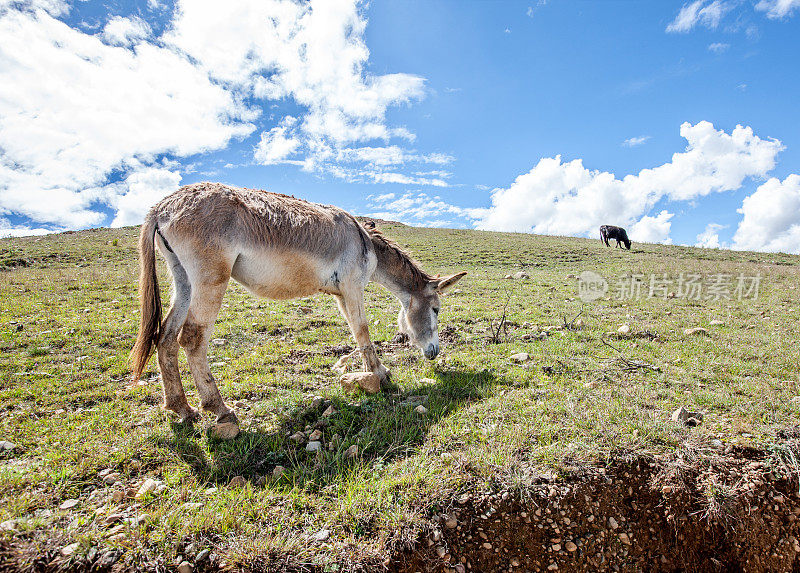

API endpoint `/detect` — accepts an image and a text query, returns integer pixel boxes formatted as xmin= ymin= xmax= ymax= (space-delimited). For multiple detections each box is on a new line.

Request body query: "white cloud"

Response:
xmin=366 ymin=192 xmax=487 ymax=227
xmin=108 ymin=167 xmax=182 ymax=228
xmin=370 ymin=121 xmax=782 ymax=246
xmin=695 ymin=222 xmax=726 ymax=248
xmin=708 ymin=42 xmax=730 ymax=53
xmin=622 ymin=136 xmax=651 ymax=147
xmin=254 ymin=116 xmax=302 ymax=165
xmin=102 ymin=15 xmax=151 ymax=46
xmin=630 ymin=211 xmax=674 ymax=244
xmin=732 ymin=174 xmax=800 ymax=253
xmin=0 ymin=0 xmax=436 ymax=230
xmin=0 ymin=219 xmax=57 ymax=238
xmin=0 ymin=5 xmax=255 ymax=227
xmin=474 ymin=121 xmax=781 ymax=240
xmin=666 ymin=0 xmax=732 ymax=33
xmin=755 ymin=0 xmax=800 ymax=18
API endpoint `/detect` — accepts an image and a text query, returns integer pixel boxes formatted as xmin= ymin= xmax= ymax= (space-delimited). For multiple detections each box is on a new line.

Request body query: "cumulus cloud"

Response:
xmin=0 ymin=0 xmax=436 ymax=233
xmin=0 ymin=5 xmax=255 ymax=228
xmin=107 ymin=167 xmax=182 ymax=228
xmin=631 ymin=211 xmax=674 ymax=244
xmin=755 ymin=0 xmax=800 ymax=18
xmin=732 ymin=175 xmax=800 ymax=253
xmin=475 ymin=121 xmax=781 ymax=239
xmin=370 ymin=121 xmax=784 ymax=247
xmin=695 ymin=222 xmax=726 ymax=248
xmin=666 ymin=0 xmax=732 ymax=32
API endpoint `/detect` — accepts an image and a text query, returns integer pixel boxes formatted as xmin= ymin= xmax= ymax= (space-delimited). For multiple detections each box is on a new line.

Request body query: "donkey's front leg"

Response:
xmin=335 ymin=291 xmax=390 ymax=389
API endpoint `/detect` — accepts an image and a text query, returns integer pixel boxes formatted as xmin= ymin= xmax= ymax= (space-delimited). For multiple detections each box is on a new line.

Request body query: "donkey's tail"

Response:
xmin=130 ymin=211 xmax=162 ymax=382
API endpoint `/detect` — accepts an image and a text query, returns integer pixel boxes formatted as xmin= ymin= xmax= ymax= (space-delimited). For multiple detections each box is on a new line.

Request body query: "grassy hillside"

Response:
xmin=1 ymin=224 xmax=799 ymax=570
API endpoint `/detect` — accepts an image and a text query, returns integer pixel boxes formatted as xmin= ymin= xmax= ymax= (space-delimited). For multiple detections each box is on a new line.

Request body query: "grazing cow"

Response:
xmin=130 ymin=182 xmax=466 ymax=439
xmin=600 ymin=225 xmax=631 ymax=249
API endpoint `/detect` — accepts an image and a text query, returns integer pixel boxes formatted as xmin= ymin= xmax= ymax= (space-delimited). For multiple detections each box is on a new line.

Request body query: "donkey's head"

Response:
xmin=398 ymin=272 xmax=467 ymax=360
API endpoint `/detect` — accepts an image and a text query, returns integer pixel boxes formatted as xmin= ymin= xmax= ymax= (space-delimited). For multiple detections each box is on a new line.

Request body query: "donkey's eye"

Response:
xmin=432 ymin=308 xmax=439 ymax=315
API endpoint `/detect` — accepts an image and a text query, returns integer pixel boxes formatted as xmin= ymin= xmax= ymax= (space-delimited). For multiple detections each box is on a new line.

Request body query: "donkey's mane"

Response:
xmin=367 ymin=227 xmax=432 ymax=290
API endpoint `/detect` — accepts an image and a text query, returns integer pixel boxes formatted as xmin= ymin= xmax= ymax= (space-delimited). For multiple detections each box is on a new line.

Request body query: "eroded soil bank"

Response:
xmin=3 ymin=443 xmax=800 ymax=572
xmin=392 ymin=443 xmax=800 ymax=573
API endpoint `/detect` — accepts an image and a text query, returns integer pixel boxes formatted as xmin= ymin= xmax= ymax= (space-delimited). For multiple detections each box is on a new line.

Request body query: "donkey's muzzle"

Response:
xmin=424 ymin=343 xmax=439 ymax=360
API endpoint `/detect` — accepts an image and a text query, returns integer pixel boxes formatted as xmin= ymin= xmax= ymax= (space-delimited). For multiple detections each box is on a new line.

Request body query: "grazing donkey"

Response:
xmin=600 ymin=225 xmax=631 ymax=250
xmin=130 ymin=183 xmax=466 ymax=439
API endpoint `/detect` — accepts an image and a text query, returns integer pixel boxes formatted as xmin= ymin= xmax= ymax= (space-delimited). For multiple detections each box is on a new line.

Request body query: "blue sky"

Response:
xmin=1 ymin=0 xmax=799 ymax=251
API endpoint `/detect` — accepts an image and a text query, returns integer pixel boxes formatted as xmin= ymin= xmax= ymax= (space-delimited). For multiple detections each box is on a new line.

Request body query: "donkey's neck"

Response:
xmin=369 ymin=234 xmax=429 ymax=304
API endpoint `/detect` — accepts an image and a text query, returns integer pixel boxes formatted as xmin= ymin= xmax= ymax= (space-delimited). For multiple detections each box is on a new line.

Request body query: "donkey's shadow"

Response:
xmin=152 ymin=366 xmax=503 ymax=488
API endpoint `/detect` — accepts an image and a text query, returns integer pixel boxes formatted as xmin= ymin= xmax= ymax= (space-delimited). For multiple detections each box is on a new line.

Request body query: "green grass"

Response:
xmin=1 ymin=224 xmax=799 ymax=568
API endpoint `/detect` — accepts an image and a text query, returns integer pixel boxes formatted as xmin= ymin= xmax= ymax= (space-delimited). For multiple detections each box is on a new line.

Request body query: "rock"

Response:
xmin=340 ymin=372 xmax=381 ymax=394
xmin=672 ymin=406 xmax=704 ymax=426
xmin=306 ymin=441 xmax=322 ymax=452
xmin=308 ymin=429 xmax=323 ymax=441
xmin=683 ymin=327 xmax=709 ymax=336
xmin=182 ymin=502 xmax=203 ymax=510
xmin=344 ymin=444 xmax=359 ymax=459
xmin=311 ymin=396 xmax=324 ymax=409
xmin=0 ymin=441 xmax=16 ymax=451
xmin=0 ymin=519 xmax=18 ymax=532
xmin=445 ymin=514 xmax=458 ymax=529
xmin=551 ymin=543 xmax=561 ymax=552
xmin=210 ymin=422 xmax=240 ymax=440
xmin=709 ymin=320 xmax=725 ymax=326
xmin=565 ymin=541 xmax=577 ymax=552
xmin=618 ymin=532 xmax=631 ymax=545
xmin=510 ymin=558 xmax=520 ymax=567
xmin=482 ymin=542 xmax=492 ymax=550
xmin=103 ymin=474 xmax=118 ymax=485
xmin=617 ymin=324 xmax=631 ymax=335
xmin=104 ymin=513 xmax=125 ymax=525
xmin=608 ymin=517 xmax=619 ymax=530
xmin=414 ymin=405 xmax=428 ymax=415
xmin=177 ymin=561 xmax=193 ymax=573
xmin=229 ymin=476 xmax=246 ymax=488
xmin=272 ymin=465 xmax=285 ymax=478
xmin=419 ymin=378 xmax=437 ymax=385
xmin=195 ymin=549 xmax=210 ymax=564
xmin=573 ymin=318 xmax=584 ymax=328
xmin=583 ymin=381 xmax=598 ymax=389
xmin=509 ymin=352 xmax=530 ymax=363
xmin=211 ymin=338 xmax=227 ymax=346
xmin=313 ymin=529 xmax=330 ymax=542
xmin=290 ymin=431 xmax=306 ymax=444
xmin=60 ymin=499 xmax=79 ymax=510
xmin=322 ymin=405 xmax=337 ymax=417
xmin=61 ymin=542 xmax=80 ymax=556
xmin=435 ymin=545 xmax=447 ymax=558
xmin=136 ymin=478 xmax=159 ymax=499
xmin=512 ymin=271 xmax=529 ymax=280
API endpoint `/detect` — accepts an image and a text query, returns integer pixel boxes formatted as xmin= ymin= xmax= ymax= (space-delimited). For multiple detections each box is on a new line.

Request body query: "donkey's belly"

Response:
xmin=231 ymin=249 xmax=336 ymax=300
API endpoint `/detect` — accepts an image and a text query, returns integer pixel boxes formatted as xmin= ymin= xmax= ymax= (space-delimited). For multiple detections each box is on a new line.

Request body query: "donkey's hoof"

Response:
xmin=210 ymin=422 xmax=240 ymax=440
xmin=340 ymin=372 xmax=381 ymax=394
xmin=168 ymin=406 xmax=201 ymax=424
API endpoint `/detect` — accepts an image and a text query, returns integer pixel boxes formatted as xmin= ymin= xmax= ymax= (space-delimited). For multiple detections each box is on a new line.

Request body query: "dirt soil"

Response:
xmin=4 ymin=443 xmax=800 ymax=573
xmin=392 ymin=443 xmax=800 ymax=573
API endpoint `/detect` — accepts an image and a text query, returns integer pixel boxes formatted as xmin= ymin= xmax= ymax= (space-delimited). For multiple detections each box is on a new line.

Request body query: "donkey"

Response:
xmin=130 ymin=182 xmax=466 ymax=439
xmin=600 ymin=225 xmax=631 ymax=249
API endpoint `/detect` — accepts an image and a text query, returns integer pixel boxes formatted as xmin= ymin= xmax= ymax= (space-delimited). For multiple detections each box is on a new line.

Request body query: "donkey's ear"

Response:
xmin=432 ymin=271 xmax=467 ymax=293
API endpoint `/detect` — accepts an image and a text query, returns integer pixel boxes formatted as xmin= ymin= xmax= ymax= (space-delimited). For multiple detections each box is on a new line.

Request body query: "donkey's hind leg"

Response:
xmin=157 ymin=255 xmax=199 ymax=423
xmin=335 ymin=289 xmax=390 ymax=386
xmin=179 ymin=281 xmax=239 ymax=440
